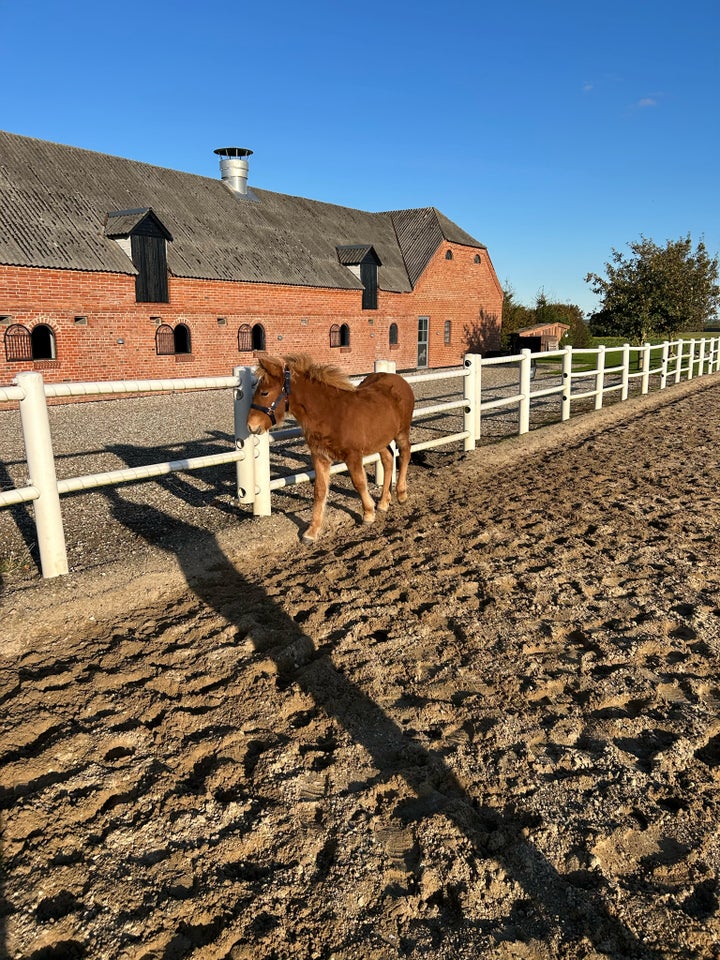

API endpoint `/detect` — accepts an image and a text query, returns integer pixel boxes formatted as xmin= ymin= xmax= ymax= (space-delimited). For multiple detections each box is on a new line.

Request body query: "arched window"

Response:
xmin=474 ymin=253 xmax=482 ymax=264
xmin=251 ymin=323 xmax=266 ymax=351
xmin=5 ymin=324 xmax=32 ymax=362
xmin=238 ymin=324 xmax=252 ymax=352
xmin=174 ymin=323 xmax=191 ymax=355
xmin=156 ymin=324 xmax=175 ymax=355
xmin=31 ymin=324 xmax=57 ymax=360
xmin=389 ymin=322 xmax=399 ymax=347
xmin=445 ymin=249 xmax=453 ymax=260
xmin=330 ymin=323 xmax=350 ymax=348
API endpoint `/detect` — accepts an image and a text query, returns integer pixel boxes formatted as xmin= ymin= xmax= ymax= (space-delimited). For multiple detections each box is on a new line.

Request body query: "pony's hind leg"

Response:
xmin=377 ymin=446 xmax=393 ymax=512
xmin=395 ymin=431 xmax=411 ymax=503
xmin=305 ymin=454 xmax=332 ymax=541
xmin=345 ymin=452 xmax=376 ymax=524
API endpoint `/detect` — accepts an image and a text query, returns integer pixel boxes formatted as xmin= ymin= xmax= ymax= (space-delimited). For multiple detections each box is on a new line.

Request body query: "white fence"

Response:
xmin=1 ymin=337 xmax=719 ymax=579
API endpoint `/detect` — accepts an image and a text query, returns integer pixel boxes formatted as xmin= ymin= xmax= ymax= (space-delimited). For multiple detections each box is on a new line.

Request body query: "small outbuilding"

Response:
xmin=514 ymin=322 xmax=570 ymax=352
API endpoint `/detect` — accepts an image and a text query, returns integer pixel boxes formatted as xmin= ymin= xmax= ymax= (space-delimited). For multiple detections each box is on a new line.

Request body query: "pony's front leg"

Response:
xmin=395 ymin=431 xmax=411 ymax=503
xmin=305 ymin=454 xmax=332 ymax=542
xmin=346 ymin=452 xmax=376 ymax=524
xmin=377 ymin=446 xmax=393 ymax=512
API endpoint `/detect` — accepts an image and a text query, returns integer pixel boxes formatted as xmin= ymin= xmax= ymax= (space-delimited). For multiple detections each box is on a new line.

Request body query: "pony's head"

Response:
xmin=246 ymin=354 xmax=290 ymax=433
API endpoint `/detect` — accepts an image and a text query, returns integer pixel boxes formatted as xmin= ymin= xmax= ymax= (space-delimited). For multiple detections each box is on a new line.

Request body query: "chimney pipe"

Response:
xmin=214 ymin=147 xmax=253 ymax=195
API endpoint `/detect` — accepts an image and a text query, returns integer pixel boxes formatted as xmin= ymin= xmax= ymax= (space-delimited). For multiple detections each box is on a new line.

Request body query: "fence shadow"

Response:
xmin=0 ymin=460 xmax=39 ymax=574
xmin=101 ymin=485 xmax=664 ymax=957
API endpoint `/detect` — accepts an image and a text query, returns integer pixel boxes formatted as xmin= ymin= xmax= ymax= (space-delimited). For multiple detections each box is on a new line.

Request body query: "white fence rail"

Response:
xmin=2 ymin=337 xmax=719 ymax=578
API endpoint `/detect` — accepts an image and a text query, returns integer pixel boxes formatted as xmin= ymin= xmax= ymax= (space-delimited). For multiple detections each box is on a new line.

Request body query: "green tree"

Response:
xmin=586 ymin=235 xmax=720 ymax=342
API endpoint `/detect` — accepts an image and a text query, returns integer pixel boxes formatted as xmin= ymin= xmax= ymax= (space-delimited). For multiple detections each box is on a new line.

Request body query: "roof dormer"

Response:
xmin=105 ymin=208 xmax=172 ymax=303
xmin=337 ymin=245 xmax=381 ymax=310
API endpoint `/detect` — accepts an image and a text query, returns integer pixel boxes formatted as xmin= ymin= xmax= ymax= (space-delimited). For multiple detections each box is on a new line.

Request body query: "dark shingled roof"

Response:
xmin=336 ymin=244 xmax=377 ymax=265
xmin=0 ymin=130 xmax=486 ymax=293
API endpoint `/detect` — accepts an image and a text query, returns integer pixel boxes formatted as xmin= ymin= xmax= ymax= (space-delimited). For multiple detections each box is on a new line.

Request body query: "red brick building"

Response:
xmin=0 ymin=132 xmax=503 ymax=385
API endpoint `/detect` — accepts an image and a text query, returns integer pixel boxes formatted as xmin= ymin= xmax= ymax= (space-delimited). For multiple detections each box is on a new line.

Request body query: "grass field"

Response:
xmin=534 ymin=332 xmax=717 ymax=374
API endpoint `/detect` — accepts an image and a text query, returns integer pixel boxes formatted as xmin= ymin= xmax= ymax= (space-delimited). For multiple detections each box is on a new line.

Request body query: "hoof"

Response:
xmin=377 ymin=501 xmax=390 ymax=513
xmin=397 ymin=490 xmax=408 ymax=504
xmin=362 ymin=512 xmax=376 ymax=525
xmin=303 ymin=530 xmax=319 ymax=543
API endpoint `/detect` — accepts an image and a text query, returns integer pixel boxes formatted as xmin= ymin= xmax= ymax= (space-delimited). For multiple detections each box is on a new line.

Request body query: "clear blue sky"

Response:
xmin=2 ymin=0 xmax=719 ymax=317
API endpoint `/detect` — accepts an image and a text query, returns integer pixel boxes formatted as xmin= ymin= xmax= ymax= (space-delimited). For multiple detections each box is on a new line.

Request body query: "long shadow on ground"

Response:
xmin=104 ymin=487 xmax=663 ymax=958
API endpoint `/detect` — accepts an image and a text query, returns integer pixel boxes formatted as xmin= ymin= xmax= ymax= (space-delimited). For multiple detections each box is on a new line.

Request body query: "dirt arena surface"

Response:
xmin=1 ymin=378 xmax=719 ymax=959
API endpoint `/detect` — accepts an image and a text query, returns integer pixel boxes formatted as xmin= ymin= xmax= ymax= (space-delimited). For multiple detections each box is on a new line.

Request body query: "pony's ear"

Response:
xmin=256 ymin=354 xmax=285 ymax=379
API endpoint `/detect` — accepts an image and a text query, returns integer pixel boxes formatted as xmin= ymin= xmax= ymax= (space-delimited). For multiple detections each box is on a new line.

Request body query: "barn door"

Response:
xmin=417 ymin=316 xmax=429 ymax=368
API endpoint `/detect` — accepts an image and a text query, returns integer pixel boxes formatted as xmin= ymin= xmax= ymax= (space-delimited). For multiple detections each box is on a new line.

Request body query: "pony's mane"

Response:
xmin=283 ymin=353 xmax=356 ymax=392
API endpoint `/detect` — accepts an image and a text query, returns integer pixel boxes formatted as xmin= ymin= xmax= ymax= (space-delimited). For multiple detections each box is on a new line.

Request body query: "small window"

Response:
xmin=389 ymin=322 xmax=399 ymax=346
xmin=444 ymin=320 xmax=452 ymax=345
xmin=156 ymin=323 xmax=175 ymax=355
xmin=238 ymin=323 xmax=252 ymax=352
xmin=31 ymin=324 xmax=57 ymax=360
xmin=74 ymin=316 xmax=88 ymax=326
xmin=251 ymin=323 xmax=266 ymax=351
xmin=174 ymin=323 xmax=191 ymax=355
xmin=5 ymin=323 xmax=33 ymax=362
xmin=445 ymin=249 xmax=453 ymax=260
xmin=474 ymin=253 xmax=482 ymax=264
xmin=330 ymin=323 xmax=350 ymax=348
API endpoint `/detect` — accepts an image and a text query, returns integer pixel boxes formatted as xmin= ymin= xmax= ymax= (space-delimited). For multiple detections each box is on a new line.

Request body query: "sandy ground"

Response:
xmin=1 ymin=377 xmax=720 ymax=960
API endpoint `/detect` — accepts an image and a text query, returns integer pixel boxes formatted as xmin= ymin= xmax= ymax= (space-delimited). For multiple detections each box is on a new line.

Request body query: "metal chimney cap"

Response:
xmin=214 ymin=147 xmax=253 ymax=158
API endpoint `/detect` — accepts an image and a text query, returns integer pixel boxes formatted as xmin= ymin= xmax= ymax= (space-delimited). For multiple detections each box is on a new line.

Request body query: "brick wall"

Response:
xmin=0 ymin=244 xmax=502 ymax=385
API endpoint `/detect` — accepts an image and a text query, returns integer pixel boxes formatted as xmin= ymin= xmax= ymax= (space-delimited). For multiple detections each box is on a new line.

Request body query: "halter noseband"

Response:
xmin=250 ymin=367 xmax=291 ymax=426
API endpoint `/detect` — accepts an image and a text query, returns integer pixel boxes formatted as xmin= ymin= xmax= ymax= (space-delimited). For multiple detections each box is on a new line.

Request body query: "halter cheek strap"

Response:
xmin=250 ymin=367 xmax=291 ymax=426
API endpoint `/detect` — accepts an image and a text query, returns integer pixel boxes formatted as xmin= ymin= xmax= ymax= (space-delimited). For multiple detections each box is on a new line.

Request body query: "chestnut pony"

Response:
xmin=247 ymin=353 xmax=415 ymax=541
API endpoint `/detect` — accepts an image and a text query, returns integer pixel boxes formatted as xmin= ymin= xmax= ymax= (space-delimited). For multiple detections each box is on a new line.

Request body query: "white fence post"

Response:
xmin=16 ymin=371 xmax=69 ymax=579
xmin=518 ymin=349 xmax=532 ymax=434
xmin=374 ymin=359 xmax=396 ymax=373
xmin=233 ymin=365 xmax=256 ymax=508
xmin=561 ymin=345 xmax=573 ymax=421
xmin=373 ymin=359 xmax=397 ymax=484
xmin=641 ymin=343 xmax=651 ymax=394
xmin=594 ymin=345 xmax=606 ymax=410
xmin=233 ymin=364 xmax=271 ymax=517
xmin=252 ymin=433 xmax=272 ymax=516
xmin=463 ymin=354 xmax=479 ymax=451
xmin=621 ymin=343 xmax=630 ymax=400
xmin=674 ymin=339 xmax=683 ymax=384
xmin=698 ymin=338 xmax=707 ymax=376
xmin=660 ymin=341 xmax=670 ymax=390
xmin=687 ymin=339 xmax=696 ymax=380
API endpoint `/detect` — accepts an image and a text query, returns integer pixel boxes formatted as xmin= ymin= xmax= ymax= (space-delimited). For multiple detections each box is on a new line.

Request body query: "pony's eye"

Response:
xmin=260 ymin=390 xmax=270 ymax=397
